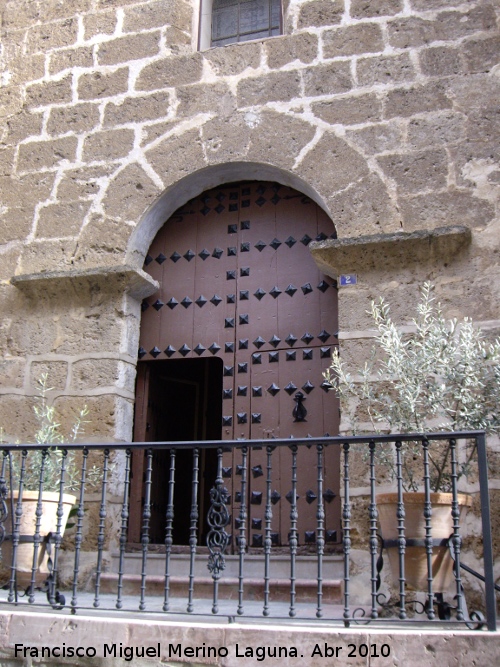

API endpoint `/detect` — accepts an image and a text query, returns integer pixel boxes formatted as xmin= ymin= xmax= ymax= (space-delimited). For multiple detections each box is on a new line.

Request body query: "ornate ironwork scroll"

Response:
xmin=207 ymin=448 xmax=230 ymax=614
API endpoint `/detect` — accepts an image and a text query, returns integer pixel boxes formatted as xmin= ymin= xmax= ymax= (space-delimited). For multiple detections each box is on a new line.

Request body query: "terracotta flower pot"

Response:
xmin=376 ymin=492 xmax=472 ymax=592
xmin=1 ymin=491 xmax=76 ymax=588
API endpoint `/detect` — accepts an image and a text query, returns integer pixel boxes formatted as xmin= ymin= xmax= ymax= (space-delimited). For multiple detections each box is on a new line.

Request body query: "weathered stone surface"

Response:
xmin=29 ymin=360 xmax=68 ymax=390
xmin=71 ymin=358 xmax=132 ymax=390
xmin=384 ymin=82 xmax=453 ymax=119
xmin=82 ymin=129 xmax=135 ymax=162
xmin=323 ymin=23 xmax=384 ymax=58
xmin=36 ymin=201 xmax=91 ymax=238
xmin=302 ymin=61 xmax=352 ymax=97
xmin=141 ymin=119 xmax=179 ymax=145
xmin=463 ymin=35 xmax=500 ymax=73
xmin=0 ymin=396 xmax=38 ymax=441
xmin=25 ymin=76 xmax=73 ymax=108
xmin=246 ymin=111 xmax=316 ymax=169
xmin=0 ymin=209 xmax=34 ymax=244
xmin=237 ymin=70 xmax=301 ymax=106
xmin=357 ymin=52 xmax=415 ymax=87
xmin=54 ymin=394 xmax=121 ymax=438
xmin=136 ymin=54 xmax=203 ymax=91
xmin=297 ymin=132 xmax=370 ymax=197
xmin=266 ymin=32 xmax=318 ymax=69
xmin=97 ymin=32 xmax=160 ymax=66
xmin=0 ymin=87 xmax=23 ymax=118
xmin=377 ymin=149 xmax=449 ymax=195
xmin=326 ymin=172 xmax=401 ymax=237
xmin=176 ymin=82 xmax=236 ymax=118
xmin=297 ymin=0 xmax=344 ymax=29
xmin=123 ymin=0 xmax=192 ymax=32
xmin=17 ymin=240 xmax=79 ymax=275
xmin=419 ymin=46 xmax=465 ymax=77
xmin=350 ymin=0 xmax=402 ymax=18
xmin=83 ymin=9 xmax=118 ymax=40
xmin=49 ymin=46 xmax=94 ymax=75
xmin=17 ymin=136 xmax=78 ymax=172
xmin=399 ymin=191 xmax=495 ymax=232
xmin=1 ymin=111 xmax=43 ymax=146
xmin=165 ymin=26 xmax=192 ymax=55
xmin=78 ymin=68 xmax=129 ymax=101
xmin=346 ymin=121 xmax=404 ymax=155
xmin=407 ymin=111 xmax=466 ymax=150
xmin=103 ymin=92 xmax=172 ymax=127
xmin=47 ymin=103 xmax=100 ymax=135
xmin=56 ymin=167 xmax=115 ymax=201
xmin=26 ymin=18 xmax=78 ymax=54
xmin=145 ymin=129 xmax=205 ymax=187
xmin=100 ymin=164 xmax=161 ymax=221
xmin=3 ymin=53 xmax=45 ymax=86
xmin=0 ymin=148 xmax=14 ymax=176
xmin=201 ymin=114 xmax=252 ymax=164
xmin=312 ymin=93 xmax=382 ymax=125
xmin=466 ymin=105 xmax=500 ymax=146
xmin=0 ymin=248 xmax=21 ymax=281
xmin=204 ymin=41 xmax=262 ymax=76
xmin=0 ymin=173 xmax=55 ymax=208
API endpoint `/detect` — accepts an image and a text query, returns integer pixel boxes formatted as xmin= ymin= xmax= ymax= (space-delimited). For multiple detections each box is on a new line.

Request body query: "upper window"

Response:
xmin=211 ymin=0 xmax=281 ymax=47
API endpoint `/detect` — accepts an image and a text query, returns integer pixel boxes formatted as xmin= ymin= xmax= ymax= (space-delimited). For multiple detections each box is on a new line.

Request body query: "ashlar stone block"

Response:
xmin=297 ymin=0 xmax=344 ymax=29
xmin=78 ymin=68 xmax=129 ymax=101
xmin=407 ymin=111 xmax=466 ymax=150
xmin=237 ymin=70 xmax=301 ymax=106
xmin=176 ymin=82 xmax=236 ymax=119
xmin=47 ymin=103 xmax=100 ymax=136
xmin=350 ymin=0 xmax=402 ymax=18
xmin=145 ymin=129 xmax=206 ymax=188
xmin=82 ymin=129 xmax=135 ymax=162
xmin=419 ymin=46 xmax=465 ymax=78
xmin=29 ymin=361 xmax=68 ymax=390
xmin=57 ymin=167 xmax=115 ymax=201
xmin=75 ymin=215 xmax=136 ymax=267
xmin=384 ymin=82 xmax=453 ymax=119
xmin=302 ymin=61 xmax=352 ymax=97
xmin=136 ymin=53 xmax=203 ymax=91
xmin=49 ymin=46 xmax=94 ymax=75
xmin=25 ymin=76 xmax=73 ymax=109
xmin=100 ymin=163 xmax=161 ymax=222
xmin=356 ymin=52 xmax=415 ymax=87
xmin=83 ymin=10 xmax=118 ymax=40
xmin=0 ymin=86 xmax=23 ymax=118
xmin=463 ymin=35 xmax=500 ymax=74
xmin=103 ymin=91 xmax=172 ymax=127
xmin=17 ymin=136 xmax=78 ymax=172
xmin=399 ymin=191 xmax=495 ymax=232
xmin=97 ymin=32 xmax=160 ymax=67
xmin=346 ymin=121 xmax=404 ymax=155
xmin=323 ymin=23 xmax=384 ymax=58
xmin=123 ymin=0 xmax=193 ymax=33
xmin=201 ymin=113 xmax=252 ymax=164
xmin=377 ymin=148 xmax=449 ymax=195
xmin=36 ymin=201 xmax=91 ymax=238
xmin=265 ymin=32 xmax=318 ymax=69
xmin=312 ymin=93 xmax=382 ymax=126
xmin=26 ymin=18 xmax=78 ymax=54
xmin=204 ymin=41 xmax=262 ymax=76
xmin=1 ymin=110 xmax=43 ymax=146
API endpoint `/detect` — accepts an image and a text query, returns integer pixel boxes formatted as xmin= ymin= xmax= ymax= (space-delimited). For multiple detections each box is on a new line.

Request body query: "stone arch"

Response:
xmin=122 ymin=109 xmax=400 ymax=266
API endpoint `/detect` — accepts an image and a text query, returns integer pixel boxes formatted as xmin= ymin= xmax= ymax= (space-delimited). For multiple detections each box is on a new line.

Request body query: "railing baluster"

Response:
xmin=71 ymin=447 xmax=88 ymax=613
xmin=237 ymin=446 xmax=248 ymax=616
xmin=207 ymin=448 xmax=230 ymax=614
xmin=395 ymin=440 xmax=406 ymax=619
xmin=187 ymin=448 xmax=199 ymax=613
xmin=316 ymin=443 xmax=325 ymax=619
xmin=139 ymin=448 xmax=153 ymax=612
xmin=8 ymin=450 xmax=27 ymax=603
xmin=29 ymin=450 xmax=47 ymax=603
xmin=116 ymin=449 xmax=131 ymax=610
xmin=368 ymin=441 xmax=379 ymax=619
xmin=263 ymin=445 xmax=273 ymax=617
xmin=0 ymin=452 xmax=8 ymax=557
xmin=93 ymin=448 xmax=110 ymax=609
xmin=289 ymin=443 xmax=298 ymax=618
xmin=342 ymin=442 xmax=351 ymax=626
xmin=47 ymin=448 xmax=68 ymax=607
xmin=163 ymin=448 xmax=176 ymax=612
xmin=476 ymin=432 xmax=497 ymax=631
xmin=422 ymin=437 xmax=435 ymax=620
xmin=449 ymin=437 xmax=465 ymax=620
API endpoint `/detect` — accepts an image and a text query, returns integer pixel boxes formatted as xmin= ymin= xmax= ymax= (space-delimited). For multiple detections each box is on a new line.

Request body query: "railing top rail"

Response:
xmin=1 ymin=430 xmax=486 ymax=451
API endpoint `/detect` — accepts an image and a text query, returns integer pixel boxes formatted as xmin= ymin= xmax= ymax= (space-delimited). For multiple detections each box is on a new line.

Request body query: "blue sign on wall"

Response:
xmin=339 ymin=274 xmax=357 ymax=286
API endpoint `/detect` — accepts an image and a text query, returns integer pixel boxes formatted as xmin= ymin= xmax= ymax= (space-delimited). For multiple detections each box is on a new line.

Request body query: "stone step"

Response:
xmin=110 ymin=551 xmax=344 ymax=580
xmin=97 ymin=572 xmax=342 ymax=603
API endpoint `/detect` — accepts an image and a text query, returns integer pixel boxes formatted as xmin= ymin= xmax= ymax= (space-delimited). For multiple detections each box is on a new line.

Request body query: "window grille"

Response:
xmin=211 ymin=0 xmax=281 ymax=47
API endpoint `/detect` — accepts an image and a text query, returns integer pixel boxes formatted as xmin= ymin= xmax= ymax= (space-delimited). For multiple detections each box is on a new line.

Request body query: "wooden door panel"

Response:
xmin=135 ymin=181 xmax=341 ymax=548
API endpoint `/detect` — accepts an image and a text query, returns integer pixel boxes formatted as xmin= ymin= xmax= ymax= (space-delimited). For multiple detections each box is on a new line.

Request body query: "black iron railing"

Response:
xmin=0 ymin=432 xmax=496 ymax=630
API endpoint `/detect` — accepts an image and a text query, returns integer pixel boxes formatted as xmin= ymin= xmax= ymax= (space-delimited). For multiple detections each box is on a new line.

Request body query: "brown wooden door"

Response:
xmin=132 ymin=182 xmax=340 ymax=548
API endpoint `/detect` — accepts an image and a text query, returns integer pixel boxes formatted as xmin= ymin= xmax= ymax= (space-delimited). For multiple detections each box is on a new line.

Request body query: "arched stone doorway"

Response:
xmin=129 ymin=181 xmax=341 ymax=550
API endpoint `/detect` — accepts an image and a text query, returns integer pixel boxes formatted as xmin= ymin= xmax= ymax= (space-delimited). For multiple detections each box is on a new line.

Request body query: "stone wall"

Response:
xmin=0 ymin=0 xmax=499 ymax=599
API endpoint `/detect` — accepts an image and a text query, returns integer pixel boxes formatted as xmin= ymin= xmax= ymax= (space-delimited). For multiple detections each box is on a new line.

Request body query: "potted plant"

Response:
xmin=0 ymin=374 xmax=92 ymax=588
xmin=324 ymin=283 xmax=500 ymax=592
